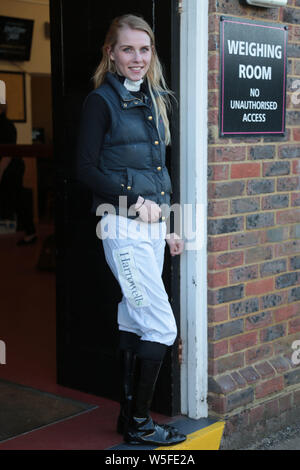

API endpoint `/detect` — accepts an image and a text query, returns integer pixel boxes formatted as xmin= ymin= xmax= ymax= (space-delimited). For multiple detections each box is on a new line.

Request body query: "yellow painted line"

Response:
xmin=156 ymin=421 xmax=225 ymax=451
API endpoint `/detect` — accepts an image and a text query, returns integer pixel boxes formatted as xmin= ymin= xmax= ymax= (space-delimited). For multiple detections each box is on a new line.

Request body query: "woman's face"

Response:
xmin=109 ymin=27 xmax=152 ymax=82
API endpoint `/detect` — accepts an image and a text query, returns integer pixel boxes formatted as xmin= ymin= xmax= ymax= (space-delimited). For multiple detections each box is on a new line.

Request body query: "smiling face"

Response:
xmin=108 ymin=27 xmax=152 ymax=82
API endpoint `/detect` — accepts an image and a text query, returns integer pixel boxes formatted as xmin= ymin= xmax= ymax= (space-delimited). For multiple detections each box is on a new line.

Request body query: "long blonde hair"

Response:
xmin=93 ymin=14 xmax=173 ymax=145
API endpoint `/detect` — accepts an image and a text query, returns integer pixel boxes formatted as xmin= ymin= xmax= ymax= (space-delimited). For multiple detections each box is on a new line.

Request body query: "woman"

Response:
xmin=77 ymin=14 xmax=186 ymax=446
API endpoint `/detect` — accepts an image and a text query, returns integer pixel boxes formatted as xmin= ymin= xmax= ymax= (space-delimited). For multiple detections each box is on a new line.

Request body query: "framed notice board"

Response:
xmin=0 ymin=70 xmax=26 ymax=122
xmin=219 ymin=16 xmax=288 ymax=137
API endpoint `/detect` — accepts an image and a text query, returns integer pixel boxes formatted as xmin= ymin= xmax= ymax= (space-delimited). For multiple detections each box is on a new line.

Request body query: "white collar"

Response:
xmin=124 ymin=77 xmax=143 ymax=92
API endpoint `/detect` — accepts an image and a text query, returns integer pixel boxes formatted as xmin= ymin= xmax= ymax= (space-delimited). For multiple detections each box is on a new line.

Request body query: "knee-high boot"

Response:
xmin=117 ymin=349 xmax=137 ymax=434
xmin=124 ymin=357 xmax=186 ymax=446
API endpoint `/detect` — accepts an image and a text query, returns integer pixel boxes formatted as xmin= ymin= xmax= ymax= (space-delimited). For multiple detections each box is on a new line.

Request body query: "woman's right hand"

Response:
xmin=135 ymin=196 xmax=162 ymax=223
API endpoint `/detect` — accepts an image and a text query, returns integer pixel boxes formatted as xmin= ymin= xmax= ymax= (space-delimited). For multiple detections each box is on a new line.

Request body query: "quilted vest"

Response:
xmin=90 ymin=72 xmax=172 ymax=217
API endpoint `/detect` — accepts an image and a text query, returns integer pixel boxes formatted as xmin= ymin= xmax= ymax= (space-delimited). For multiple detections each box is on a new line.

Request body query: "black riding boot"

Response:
xmin=124 ymin=357 xmax=186 ymax=446
xmin=117 ymin=349 xmax=137 ymax=434
xmin=116 ymin=332 xmax=140 ymax=434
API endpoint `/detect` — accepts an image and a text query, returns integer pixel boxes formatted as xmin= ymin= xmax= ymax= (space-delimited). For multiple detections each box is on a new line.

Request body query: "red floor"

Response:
xmin=0 ymin=224 xmax=165 ymax=450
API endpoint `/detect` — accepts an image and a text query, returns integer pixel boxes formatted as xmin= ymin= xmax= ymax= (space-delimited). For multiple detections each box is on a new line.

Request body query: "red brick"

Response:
xmin=289 ymin=317 xmax=300 ymax=334
xmin=208 ymin=271 xmax=228 ymax=288
xmin=208 ymin=34 xmax=219 ymax=53
xmin=293 ymin=160 xmax=300 ymax=174
xmin=245 ymin=245 xmax=273 ymax=264
xmin=208 ymin=340 xmax=228 ymax=359
xmin=229 ymin=332 xmax=258 ymax=353
xmin=249 ymin=404 xmax=264 ymax=425
xmin=208 ymin=200 xmax=229 ymax=217
xmin=245 ymin=278 xmax=274 ymax=296
xmin=208 ymin=14 xmax=219 ymax=33
xmin=290 ymin=23 xmax=300 ymax=42
xmin=245 ymin=311 xmax=273 ymax=331
xmin=240 ymin=366 xmax=260 ymax=384
xmin=207 ymin=235 xmax=229 ymax=252
xmin=291 ymin=192 xmax=300 ymax=206
xmin=229 ymin=265 xmax=259 ymax=284
xmin=209 ymin=164 xmax=229 ymax=180
xmin=260 ymin=323 xmax=287 ymax=343
xmin=225 ymin=388 xmax=254 ymax=412
xmin=208 ymin=126 xmax=230 ymax=145
xmin=231 ymin=163 xmax=260 ymax=179
xmin=254 ymin=361 xmax=275 ymax=379
xmin=279 ymin=144 xmax=300 ymax=159
xmin=214 ymin=374 xmax=237 ymax=394
xmin=279 ymin=393 xmax=292 ymax=412
xmin=208 ymin=91 xmax=218 ymax=108
xmin=230 ymin=231 xmax=262 ymax=249
xmin=231 ymin=197 xmax=260 ymax=214
xmin=269 ymin=356 xmax=290 ymax=373
xmin=262 ymin=194 xmax=289 ymax=210
xmin=208 ymin=54 xmax=219 ymax=71
xmin=293 ymin=128 xmax=300 ymax=141
xmin=208 ymin=394 xmax=226 ymax=414
xmin=245 ymin=344 xmax=273 ymax=364
xmin=275 ymin=240 xmax=300 ymax=257
xmin=273 ymin=303 xmax=300 ymax=322
xmin=255 ymin=376 xmax=284 ymax=399
xmin=215 ymin=352 xmax=244 ymax=375
xmin=209 ymin=251 xmax=244 ymax=270
xmin=208 ymin=305 xmax=229 ymax=323
xmin=263 ymin=161 xmax=290 ymax=177
xmin=208 ymin=146 xmax=246 ymax=162
xmin=277 ymin=176 xmax=300 ymax=192
xmin=208 ymin=181 xmax=245 ymax=199
xmin=208 ymin=109 xmax=220 ymax=126
xmin=208 ymin=358 xmax=217 ymax=376
xmin=249 ymin=145 xmax=275 ymax=160
xmin=261 ymin=227 xmax=289 ymax=244
xmin=208 ymin=72 xmax=219 ymax=89
xmin=276 ymin=209 xmax=300 ymax=225
xmin=231 ymin=371 xmax=247 ymax=388
xmin=208 ymin=284 xmax=244 ymax=305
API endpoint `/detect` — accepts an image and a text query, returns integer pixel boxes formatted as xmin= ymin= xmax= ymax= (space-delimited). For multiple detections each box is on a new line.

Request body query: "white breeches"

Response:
xmin=100 ymin=214 xmax=177 ymax=346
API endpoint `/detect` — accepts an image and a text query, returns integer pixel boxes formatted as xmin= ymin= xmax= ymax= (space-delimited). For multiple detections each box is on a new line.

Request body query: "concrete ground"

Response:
xmin=241 ymin=422 xmax=300 ymax=450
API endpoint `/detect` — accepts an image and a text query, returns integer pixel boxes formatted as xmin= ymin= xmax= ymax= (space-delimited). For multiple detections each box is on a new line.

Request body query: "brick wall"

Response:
xmin=207 ymin=0 xmax=300 ymax=448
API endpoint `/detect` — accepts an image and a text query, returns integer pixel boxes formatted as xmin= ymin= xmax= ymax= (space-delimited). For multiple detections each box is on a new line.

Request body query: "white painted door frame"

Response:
xmin=180 ymin=0 xmax=209 ymax=419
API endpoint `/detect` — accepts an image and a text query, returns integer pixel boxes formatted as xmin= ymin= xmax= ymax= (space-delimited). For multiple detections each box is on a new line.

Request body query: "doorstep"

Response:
xmin=108 ymin=416 xmax=225 ymax=450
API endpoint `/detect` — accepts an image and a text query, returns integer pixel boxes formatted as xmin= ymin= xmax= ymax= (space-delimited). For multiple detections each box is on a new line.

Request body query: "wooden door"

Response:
xmin=50 ymin=0 xmax=180 ymax=415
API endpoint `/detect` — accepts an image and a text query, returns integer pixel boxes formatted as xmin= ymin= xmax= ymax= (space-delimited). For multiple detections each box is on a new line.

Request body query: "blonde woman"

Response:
xmin=77 ymin=14 xmax=185 ymax=446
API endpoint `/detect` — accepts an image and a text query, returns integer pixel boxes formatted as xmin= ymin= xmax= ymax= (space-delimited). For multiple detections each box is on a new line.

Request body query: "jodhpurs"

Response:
xmin=100 ymin=214 xmax=177 ymax=347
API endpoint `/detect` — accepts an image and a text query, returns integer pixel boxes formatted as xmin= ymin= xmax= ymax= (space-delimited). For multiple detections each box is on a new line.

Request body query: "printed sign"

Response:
xmin=219 ymin=16 xmax=288 ymax=136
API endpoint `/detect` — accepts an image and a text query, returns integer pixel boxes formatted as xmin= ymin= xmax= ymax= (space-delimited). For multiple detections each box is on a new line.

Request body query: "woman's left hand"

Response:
xmin=165 ymin=233 xmax=185 ymax=256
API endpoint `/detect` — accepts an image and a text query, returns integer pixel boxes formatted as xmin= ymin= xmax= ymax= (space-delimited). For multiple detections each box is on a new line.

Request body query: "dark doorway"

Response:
xmin=50 ymin=0 xmax=180 ymax=416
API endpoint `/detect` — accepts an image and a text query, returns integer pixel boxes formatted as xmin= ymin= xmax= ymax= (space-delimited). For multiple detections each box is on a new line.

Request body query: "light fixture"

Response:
xmin=246 ymin=0 xmax=287 ymax=7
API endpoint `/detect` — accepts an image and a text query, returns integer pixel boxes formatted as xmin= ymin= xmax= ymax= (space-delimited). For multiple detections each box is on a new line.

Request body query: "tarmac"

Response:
xmin=241 ymin=422 xmax=300 ymax=450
